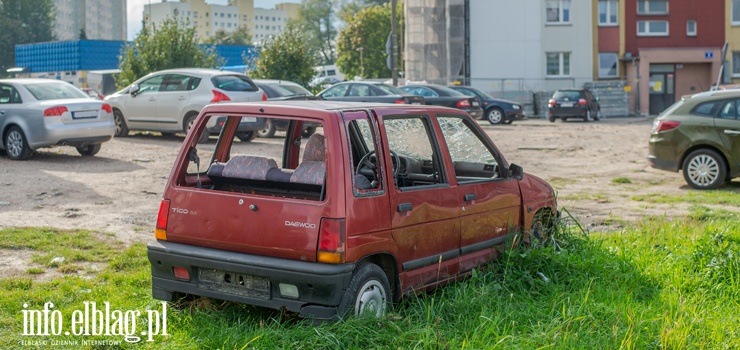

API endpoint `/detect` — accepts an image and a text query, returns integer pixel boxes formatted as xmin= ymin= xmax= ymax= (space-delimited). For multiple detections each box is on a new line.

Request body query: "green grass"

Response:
xmin=1 ymin=216 xmax=739 ymax=349
xmin=632 ymin=190 xmax=740 ymax=207
xmin=561 ymin=192 xmax=610 ymax=202
xmin=611 ymin=177 xmax=632 ymax=184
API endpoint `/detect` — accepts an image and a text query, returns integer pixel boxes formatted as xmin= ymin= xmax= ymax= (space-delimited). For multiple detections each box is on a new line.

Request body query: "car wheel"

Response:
xmin=486 ymin=107 xmax=505 ymax=125
xmin=184 ymin=113 xmax=209 ymax=144
xmin=503 ymin=120 xmax=513 ymax=125
xmin=257 ymin=119 xmax=276 ymax=138
xmin=527 ymin=210 xmax=555 ymax=248
xmin=548 ymin=115 xmax=556 ymax=123
xmin=338 ymin=263 xmax=390 ymax=319
xmin=583 ymin=110 xmax=591 ymax=122
xmin=302 ymin=127 xmax=317 ymax=138
xmin=594 ymin=109 xmax=601 ymax=121
xmin=4 ymin=126 xmax=33 ymax=160
xmin=76 ymin=144 xmax=101 ymax=157
xmin=236 ymin=131 xmax=257 ymax=142
xmin=682 ymin=149 xmax=727 ymax=190
xmin=113 ymin=110 xmax=129 ymax=137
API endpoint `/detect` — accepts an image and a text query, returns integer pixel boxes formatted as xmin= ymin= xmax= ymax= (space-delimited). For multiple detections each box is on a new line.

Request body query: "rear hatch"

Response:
xmin=211 ymin=74 xmax=263 ymax=102
xmin=551 ymin=90 xmax=584 ymax=114
xmin=39 ymin=99 xmax=110 ymax=125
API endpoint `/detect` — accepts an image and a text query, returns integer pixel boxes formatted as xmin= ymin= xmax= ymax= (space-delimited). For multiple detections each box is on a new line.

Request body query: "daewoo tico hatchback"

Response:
xmin=148 ymin=101 xmax=558 ymax=320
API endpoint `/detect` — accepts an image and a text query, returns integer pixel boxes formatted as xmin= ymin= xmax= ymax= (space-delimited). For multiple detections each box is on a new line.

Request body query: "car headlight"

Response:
xmin=512 ymin=105 xmax=520 ymax=110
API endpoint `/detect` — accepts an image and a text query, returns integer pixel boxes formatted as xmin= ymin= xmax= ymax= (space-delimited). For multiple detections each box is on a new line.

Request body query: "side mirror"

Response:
xmin=509 ymin=163 xmax=524 ymax=181
xmin=130 ymin=84 xmax=140 ymax=97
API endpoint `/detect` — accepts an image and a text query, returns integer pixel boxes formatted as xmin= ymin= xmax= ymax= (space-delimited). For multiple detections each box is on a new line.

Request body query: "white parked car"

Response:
xmin=105 ymin=68 xmax=265 ymax=142
xmin=0 ymin=79 xmax=115 ymax=160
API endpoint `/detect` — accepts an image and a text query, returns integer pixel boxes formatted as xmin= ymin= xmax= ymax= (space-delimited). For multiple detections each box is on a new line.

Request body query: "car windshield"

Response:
xmin=212 ymin=75 xmax=258 ymax=92
xmin=375 ymin=84 xmax=406 ymax=95
xmin=279 ymin=84 xmax=312 ymax=96
xmin=24 ymin=82 xmax=89 ymax=101
xmin=553 ymin=90 xmax=582 ymax=100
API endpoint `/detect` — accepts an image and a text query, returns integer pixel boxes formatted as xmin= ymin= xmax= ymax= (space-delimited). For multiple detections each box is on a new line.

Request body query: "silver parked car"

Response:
xmin=0 ymin=79 xmax=115 ymax=160
xmin=105 ymin=68 xmax=265 ymax=142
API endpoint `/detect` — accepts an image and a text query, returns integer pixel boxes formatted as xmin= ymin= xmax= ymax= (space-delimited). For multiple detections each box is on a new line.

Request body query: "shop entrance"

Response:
xmin=649 ymin=64 xmax=675 ymax=115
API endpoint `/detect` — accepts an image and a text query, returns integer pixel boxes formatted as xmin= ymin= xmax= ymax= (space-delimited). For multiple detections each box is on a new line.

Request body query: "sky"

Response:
xmin=126 ymin=0 xmax=302 ymax=40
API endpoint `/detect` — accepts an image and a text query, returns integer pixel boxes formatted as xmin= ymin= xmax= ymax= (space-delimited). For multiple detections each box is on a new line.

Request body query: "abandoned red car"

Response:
xmin=148 ymin=101 xmax=557 ymax=320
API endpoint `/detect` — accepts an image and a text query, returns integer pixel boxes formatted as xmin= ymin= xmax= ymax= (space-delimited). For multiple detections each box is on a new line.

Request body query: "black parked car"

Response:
xmin=253 ymin=79 xmax=320 ymax=138
xmin=318 ymin=81 xmax=425 ymax=105
xmin=450 ymin=86 xmax=526 ymax=125
xmin=400 ymin=84 xmax=483 ymax=120
xmin=548 ymin=89 xmax=601 ymax=122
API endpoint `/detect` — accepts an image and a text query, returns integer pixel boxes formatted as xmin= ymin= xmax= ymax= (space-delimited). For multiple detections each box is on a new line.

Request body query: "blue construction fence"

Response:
xmin=14 ymin=40 xmax=257 ymax=73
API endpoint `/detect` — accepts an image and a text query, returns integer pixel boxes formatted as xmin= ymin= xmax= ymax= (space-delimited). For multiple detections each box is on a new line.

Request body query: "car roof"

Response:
xmin=145 ymin=68 xmax=247 ymax=77
xmin=0 ymin=78 xmax=72 ymax=85
xmin=685 ymin=89 xmax=740 ymax=100
xmin=252 ymin=79 xmax=302 ymax=87
xmin=201 ymin=100 xmax=468 ymax=117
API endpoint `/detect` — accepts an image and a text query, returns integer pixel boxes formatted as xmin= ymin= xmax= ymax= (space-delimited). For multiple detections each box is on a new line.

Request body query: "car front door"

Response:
xmin=715 ymin=99 xmax=740 ymax=169
xmin=436 ymin=115 xmax=522 ymax=272
xmin=156 ymin=74 xmax=194 ymax=128
xmin=125 ymin=74 xmax=164 ymax=127
xmin=379 ymin=114 xmax=461 ymax=290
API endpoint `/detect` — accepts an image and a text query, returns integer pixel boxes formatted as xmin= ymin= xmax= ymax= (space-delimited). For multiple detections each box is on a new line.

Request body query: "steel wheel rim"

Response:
xmin=355 ymin=280 xmax=387 ymax=317
xmin=687 ymin=155 xmax=720 ymax=187
xmin=488 ymin=110 xmax=502 ymax=123
xmin=7 ymin=131 xmax=23 ymax=157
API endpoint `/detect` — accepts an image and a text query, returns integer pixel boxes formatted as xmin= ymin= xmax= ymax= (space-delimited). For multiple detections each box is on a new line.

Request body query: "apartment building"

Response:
xmin=53 ymin=0 xmax=127 ymax=41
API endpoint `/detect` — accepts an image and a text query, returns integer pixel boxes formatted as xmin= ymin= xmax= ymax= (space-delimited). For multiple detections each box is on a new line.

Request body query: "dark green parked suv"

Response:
xmin=648 ymin=90 xmax=740 ymax=189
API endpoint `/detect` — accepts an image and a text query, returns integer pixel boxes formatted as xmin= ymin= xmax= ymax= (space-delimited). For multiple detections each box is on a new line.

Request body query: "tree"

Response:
xmin=79 ymin=28 xmax=88 ymax=40
xmin=116 ymin=15 xmax=223 ymax=89
xmin=203 ymin=26 xmax=252 ymax=46
xmin=338 ymin=0 xmax=390 ymax=22
xmin=336 ymin=3 xmax=402 ymax=79
xmin=0 ymin=0 xmax=56 ymax=75
xmin=247 ymin=25 xmax=318 ymax=89
xmin=298 ymin=0 xmax=339 ymax=65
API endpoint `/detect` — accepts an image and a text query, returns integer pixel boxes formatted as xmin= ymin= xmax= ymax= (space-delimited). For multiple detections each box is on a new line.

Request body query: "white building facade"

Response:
xmin=53 ymin=0 xmax=127 ymax=40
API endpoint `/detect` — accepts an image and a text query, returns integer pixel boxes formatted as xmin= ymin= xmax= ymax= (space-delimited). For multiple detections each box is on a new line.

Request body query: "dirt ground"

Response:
xmin=1 ymin=116 xmax=738 ymax=247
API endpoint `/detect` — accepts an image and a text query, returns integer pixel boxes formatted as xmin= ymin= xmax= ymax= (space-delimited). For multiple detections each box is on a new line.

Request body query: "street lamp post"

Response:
xmin=357 ymin=47 xmax=364 ymax=79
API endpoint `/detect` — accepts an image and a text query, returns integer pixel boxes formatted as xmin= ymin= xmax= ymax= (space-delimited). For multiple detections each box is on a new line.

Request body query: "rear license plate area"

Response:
xmin=560 ymin=102 xmax=573 ymax=108
xmin=72 ymin=110 xmax=98 ymax=119
xmin=198 ymin=268 xmax=270 ymax=299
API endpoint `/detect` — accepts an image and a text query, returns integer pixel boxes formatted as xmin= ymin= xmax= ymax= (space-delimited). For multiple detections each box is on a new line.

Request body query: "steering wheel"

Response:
xmin=356 ymin=150 xmax=400 ymax=180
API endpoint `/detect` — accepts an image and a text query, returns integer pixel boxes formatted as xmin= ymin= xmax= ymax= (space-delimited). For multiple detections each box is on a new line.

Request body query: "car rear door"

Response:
xmin=379 ymin=114 xmax=461 ymax=289
xmin=714 ymin=99 xmax=740 ymax=169
xmin=155 ymin=74 xmax=193 ymax=127
xmin=435 ymin=114 xmax=522 ymax=272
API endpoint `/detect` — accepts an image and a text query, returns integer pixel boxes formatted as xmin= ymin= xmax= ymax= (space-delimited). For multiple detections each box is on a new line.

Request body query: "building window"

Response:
xmin=637 ymin=0 xmax=668 ymax=15
xmin=546 ymin=0 xmax=570 ymax=24
xmin=638 ymin=20 xmax=669 ymax=36
xmin=546 ymin=52 xmax=570 ymax=77
xmin=686 ymin=20 xmax=696 ymax=36
xmin=599 ymin=53 xmax=619 ymax=78
xmin=734 ymin=0 xmax=740 ymax=24
xmin=732 ymin=52 xmax=740 ymax=77
xmin=598 ymin=0 xmax=618 ymax=26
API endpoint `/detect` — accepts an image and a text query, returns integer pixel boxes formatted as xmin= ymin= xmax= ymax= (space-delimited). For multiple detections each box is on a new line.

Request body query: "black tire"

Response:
xmin=682 ymin=149 xmax=727 ymax=190
xmin=236 ymin=130 xmax=257 ymax=142
xmin=548 ymin=116 xmax=556 ymax=123
xmin=184 ymin=113 xmax=208 ymax=144
xmin=302 ymin=127 xmax=317 ymax=138
xmin=257 ymin=119 xmax=276 ymax=138
xmin=4 ymin=126 xmax=33 ymax=160
xmin=486 ymin=107 xmax=505 ymax=125
xmin=583 ymin=110 xmax=591 ymax=122
xmin=338 ymin=263 xmax=391 ymax=319
xmin=503 ymin=120 xmax=513 ymax=125
xmin=76 ymin=144 xmax=101 ymax=156
xmin=593 ymin=109 xmax=601 ymax=121
xmin=113 ymin=109 xmax=129 ymax=137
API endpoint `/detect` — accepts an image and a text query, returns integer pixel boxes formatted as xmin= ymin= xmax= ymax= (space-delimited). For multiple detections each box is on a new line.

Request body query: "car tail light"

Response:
xmin=43 ymin=106 xmax=68 ymax=117
xmin=172 ymin=266 xmax=190 ymax=281
xmin=456 ymin=99 xmax=471 ymax=108
xmin=101 ymin=104 xmax=112 ymax=113
xmin=211 ymin=90 xmax=231 ymax=103
xmin=578 ymin=98 xmax=587 ymax=106
xmin=395 ymin=98 xmax=407 ymax=104
xmin=317 ymin=218 xmax=345 ymax=264
xmin=653 ymin=120 xmax=681 ymax=133
xmin=548 ymin=99 xmax=556 ymax=107
xmin=155 ymin=199 xmax=170 ymax=240
xmin=261 ymin=91 xmax=268 ymax=101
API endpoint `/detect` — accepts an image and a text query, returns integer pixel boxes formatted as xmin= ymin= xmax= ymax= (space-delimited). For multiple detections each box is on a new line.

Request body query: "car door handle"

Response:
xmin=0 ymin=110 xmax=5 ymax=116
xmin=397 ymin=203 xmax=413 ymax=212
xmin=148 ymin=97 xmax=156 ymax=102
xmin=725 ymin=129 xmax=740 ymax=135
xmin=178 ymin=96 xmax=186 ymax=101
xmin=463 ymin=193 xmax=476 ymax=201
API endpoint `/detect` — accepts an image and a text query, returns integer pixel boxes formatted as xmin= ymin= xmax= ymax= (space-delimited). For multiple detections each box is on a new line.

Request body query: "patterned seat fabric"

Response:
xmin=222 ymin=156 xmax=278 ymax=181
xmin=290 ymin=134 xmax=326 ymax=185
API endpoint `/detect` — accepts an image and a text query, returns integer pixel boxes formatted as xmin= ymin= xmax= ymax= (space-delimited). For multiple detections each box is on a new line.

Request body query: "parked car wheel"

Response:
xmin=548 ymin=116 xmax=556 ymax=123
xmin=583 ymin=110 xmax=591 ymax=122
xmin=184 ymin=113 xmax=209 ymax=144
xmin=257 ymin=119 xmax=276 ymax=138
xmin=236 ymin=131 xmax=257 ymax=142
xmin=594 ymin=109 xmax=601 ymax=121
xmin=4 ymin=126 xmax=33 ymax=160
xmin=528 ymin=210 xmax=555 ymax=248
xmin=338 ymin=263 xmax=390 ymax=318
xmin=682 ymin=149 xmax=727 ymax=190
xmin=486 ymin=107 xmax=505 ymax=125
xmin=113 ymin=110 xmax=129 ymax=137
xmin=76 ymin=144 xmax=101 ymax=156
xmin=302 ymin=127 xmax=317 ymax=138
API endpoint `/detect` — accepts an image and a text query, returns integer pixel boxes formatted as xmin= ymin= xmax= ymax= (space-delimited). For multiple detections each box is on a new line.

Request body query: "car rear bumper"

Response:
xmin=647 ymin=155 xmax=679 ymax=172
xmin=148 ymin=240 xmax=355 ymax=319
xmin=28 ymin=119 xmax=115 ymax=150
xmin=208 ymin=116 xmax=267 ymax=134
xmin=506 ymin=110 xmax=526 ymax=121
xmin=548 ymin=107 xmax=587 ymax=118
xmin=467 ymin=109 xmax=483 ymax=119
